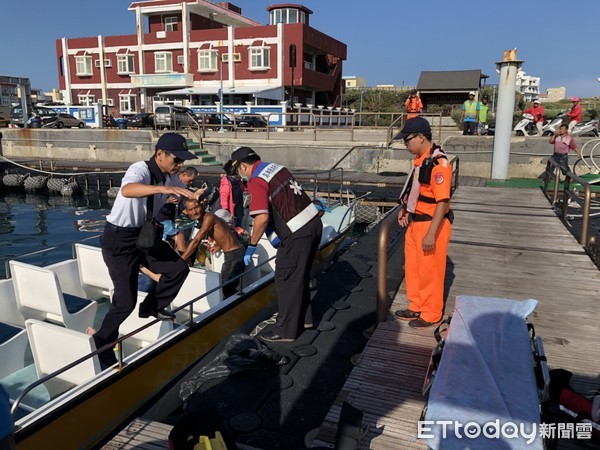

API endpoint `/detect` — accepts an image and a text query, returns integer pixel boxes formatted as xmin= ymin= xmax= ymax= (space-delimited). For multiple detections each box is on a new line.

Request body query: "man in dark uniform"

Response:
xmin=93 ymin=133 xmax=197 ymax=368
xmin=231 ymin=147 xmax=322 ymax=343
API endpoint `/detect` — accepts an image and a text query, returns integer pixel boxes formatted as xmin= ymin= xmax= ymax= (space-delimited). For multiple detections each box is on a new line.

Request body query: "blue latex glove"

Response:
xmin=266 ymin=224 xmax=281 ymax=248
xmin=244 ymin=245 xmax=256 ymax=265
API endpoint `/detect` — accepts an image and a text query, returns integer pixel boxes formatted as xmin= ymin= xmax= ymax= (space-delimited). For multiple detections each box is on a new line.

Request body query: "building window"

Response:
xmin=119 ymin=94 xmax=137 ymax=114
xmin=198 ymin=50 xmax=218 ymax=72
xmin=75 ymin=56 xmax=93 ymax=76
xmin=249 ymin=47 xmax=270 ymax=71
xmin=165 ymin=16 xmax=178 ymax=32
xmin=269 ymin=8 xmax=302 ymax=25
xmin=155 ymin=52 xmax=173 ymax=73
xmin=77 ymin=94 xmax=95 ymax=106
xmin=117 ymin=54 xmax=135 ymax=74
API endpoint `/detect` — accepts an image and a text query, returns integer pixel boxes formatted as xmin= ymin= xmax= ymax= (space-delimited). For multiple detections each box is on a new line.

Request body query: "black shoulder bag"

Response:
xmin=136 ymin=163 xmax=164 ymax=252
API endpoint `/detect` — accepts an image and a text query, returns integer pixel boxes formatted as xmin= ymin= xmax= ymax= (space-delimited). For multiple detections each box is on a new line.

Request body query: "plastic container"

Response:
xmin=115 ymin=118 xmax=128 ymax=129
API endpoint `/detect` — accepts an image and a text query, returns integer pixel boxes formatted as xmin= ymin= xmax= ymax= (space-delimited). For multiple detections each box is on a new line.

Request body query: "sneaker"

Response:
xmin=408 ymin=317 xmax=440 ymax=329
xmin=394 ymin=309 xmax=420 ymax=320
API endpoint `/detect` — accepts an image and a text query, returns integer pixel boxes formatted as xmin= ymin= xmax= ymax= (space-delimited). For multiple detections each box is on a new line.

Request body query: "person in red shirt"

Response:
xmin=547 ymin=124 xmax=580 ymax=176
xmin=566 ymin=97 xmax=582 ymax=133
xmin=523 ymin=99 xmax=545 ymax=136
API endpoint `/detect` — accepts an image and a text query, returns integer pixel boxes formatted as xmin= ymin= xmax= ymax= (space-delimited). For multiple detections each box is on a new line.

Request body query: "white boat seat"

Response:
xmin=25 ymin=319 xmax=101 ymax=398
xmin=170 ymin=268 xmax=222 ymax=314
xmin=119 ymin=300 xmax=175 ymax=355
xmin=0 ymin=278 xmax=25 ymax=327
xmin=10 ymin=260 xmax=98 ymax=333
xmin=74 ymin=243 xmax=114 ymax=298
xmin=0 ymin=322 xmax=28 ymax=379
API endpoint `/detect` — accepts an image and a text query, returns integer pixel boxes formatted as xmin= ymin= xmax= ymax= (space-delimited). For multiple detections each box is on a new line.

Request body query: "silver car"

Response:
xmin=43 ymin=113 xmax=85 ymax=129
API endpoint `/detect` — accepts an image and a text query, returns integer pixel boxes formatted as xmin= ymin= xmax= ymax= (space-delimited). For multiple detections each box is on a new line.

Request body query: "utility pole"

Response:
xmin=289 ymin=44 xmax=296 ymax=107
xmin=219 ymin=53 xmax=224 ymax=133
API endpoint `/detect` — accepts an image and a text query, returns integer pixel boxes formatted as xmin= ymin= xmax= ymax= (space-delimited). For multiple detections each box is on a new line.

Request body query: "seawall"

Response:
xmin=0 ymin=129 xmax=593 ymax=179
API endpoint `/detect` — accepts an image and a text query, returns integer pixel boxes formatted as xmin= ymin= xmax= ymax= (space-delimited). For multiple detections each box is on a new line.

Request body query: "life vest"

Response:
xmin=463 ymin=100 xmax=478 ymax=120
xmin=252 ymin=162 xmax=319 ymax=239
xmin=406 ymin=97 xmax=421 ymax=113
xmin=399 ymin=146 xmax=452 ymax=222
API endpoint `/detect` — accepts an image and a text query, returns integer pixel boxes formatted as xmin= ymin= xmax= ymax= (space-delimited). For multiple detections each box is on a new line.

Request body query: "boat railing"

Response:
xmin=10 ymin=250 xmax=278 ymax=420
xmin=375 ymin=155 xmax=460 ymax=324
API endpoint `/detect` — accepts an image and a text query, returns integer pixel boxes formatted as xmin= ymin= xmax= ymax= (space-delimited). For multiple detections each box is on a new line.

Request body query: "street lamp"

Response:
xmin=219 ymin=52 xmax=224 ymax=133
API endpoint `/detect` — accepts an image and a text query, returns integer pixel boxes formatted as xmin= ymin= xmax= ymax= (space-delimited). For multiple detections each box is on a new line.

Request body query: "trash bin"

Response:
xmin=116 ymin=118 xmax=128 ymax=130
xmin=30 ymin=117 xmax=42 ymax=128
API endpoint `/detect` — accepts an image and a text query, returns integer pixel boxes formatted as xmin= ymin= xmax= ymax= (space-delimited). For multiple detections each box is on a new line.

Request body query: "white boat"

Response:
xmin=0 ymin=202 xmax=356 ymax=449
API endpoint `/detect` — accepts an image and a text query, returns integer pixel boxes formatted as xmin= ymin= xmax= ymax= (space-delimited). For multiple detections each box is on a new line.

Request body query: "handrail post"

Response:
xmin=376 ymin=206 xmax=399 ymax=324
xmin=561 ymin=175 xmax=570 ymax=220
xmin=581 ymin=183 xmax=591 ymax=246
xmin=552 ymin=164 xmax=560 ymax=204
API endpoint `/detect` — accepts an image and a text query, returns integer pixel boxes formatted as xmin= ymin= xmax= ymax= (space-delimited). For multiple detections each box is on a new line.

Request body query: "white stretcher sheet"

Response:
xmin=424 ymin=296 xmax=544 ymax=449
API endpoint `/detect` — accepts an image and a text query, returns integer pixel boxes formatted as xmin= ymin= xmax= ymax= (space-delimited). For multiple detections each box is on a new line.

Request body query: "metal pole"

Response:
xmin=219 ymin=54 xmax=224 ymax=133
xmin=359 ymin=90 xmax=363 ymax=127
xmin=491 ymin=50 xmax=523 ymax=180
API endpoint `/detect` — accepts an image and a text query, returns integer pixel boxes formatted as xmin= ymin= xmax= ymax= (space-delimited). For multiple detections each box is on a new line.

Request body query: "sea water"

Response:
xmin=0 ymin=191 xmax=110 ymax=279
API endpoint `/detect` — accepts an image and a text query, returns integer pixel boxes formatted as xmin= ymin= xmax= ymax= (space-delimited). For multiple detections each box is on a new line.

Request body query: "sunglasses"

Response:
xmin=166 ymin=152 xmax=185 ymax=164
xmin=404 ymin=134 xmax=419 ymax=144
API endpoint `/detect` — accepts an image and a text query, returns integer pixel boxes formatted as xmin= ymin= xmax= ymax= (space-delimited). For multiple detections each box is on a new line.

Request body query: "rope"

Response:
xmin=0 ymin=155 xmax=127 ymax=177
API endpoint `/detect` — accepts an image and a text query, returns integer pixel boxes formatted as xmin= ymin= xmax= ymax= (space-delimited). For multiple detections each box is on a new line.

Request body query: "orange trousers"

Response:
xmin=404 ymin=218 xmax=451 ymax=323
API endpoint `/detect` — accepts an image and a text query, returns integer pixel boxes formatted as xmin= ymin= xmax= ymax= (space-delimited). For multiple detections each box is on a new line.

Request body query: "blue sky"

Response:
xmin=1 ymin=0 xmax=599 ymax=97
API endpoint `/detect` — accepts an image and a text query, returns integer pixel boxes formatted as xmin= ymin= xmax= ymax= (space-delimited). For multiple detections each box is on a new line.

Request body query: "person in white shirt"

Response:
xmin=92 ymin=133 xmax=198 ymax=368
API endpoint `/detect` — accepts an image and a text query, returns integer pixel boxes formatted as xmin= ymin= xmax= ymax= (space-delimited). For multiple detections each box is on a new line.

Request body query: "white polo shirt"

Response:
xmin=106 ymin=161 xmax=185 ymax=227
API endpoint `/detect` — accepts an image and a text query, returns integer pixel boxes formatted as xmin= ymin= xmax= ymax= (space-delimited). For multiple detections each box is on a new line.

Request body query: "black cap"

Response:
xmin=156 ymin=133 xmax=197 ymax=160
xmin=230 ymin=146 xmax=259 ymax=170
xmin=396 ymin=117 xmax=431 ymax=140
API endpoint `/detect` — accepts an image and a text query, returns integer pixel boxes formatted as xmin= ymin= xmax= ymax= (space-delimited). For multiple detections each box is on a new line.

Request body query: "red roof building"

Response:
xmin=56 ymin=1 xmax=346 ymax=115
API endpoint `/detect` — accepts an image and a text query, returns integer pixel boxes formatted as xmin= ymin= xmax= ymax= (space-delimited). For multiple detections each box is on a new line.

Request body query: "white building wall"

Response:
xmin=516 ymin=70 xmax=541 ymax=103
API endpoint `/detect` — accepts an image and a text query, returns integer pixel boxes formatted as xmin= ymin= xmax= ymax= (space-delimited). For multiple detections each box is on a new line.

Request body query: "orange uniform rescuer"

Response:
xmin=394 ymin=117 xmax=453 ymax=328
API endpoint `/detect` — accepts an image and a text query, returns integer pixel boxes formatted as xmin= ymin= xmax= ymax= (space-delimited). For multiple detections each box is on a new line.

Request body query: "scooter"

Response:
xmin=514 ymin=113 xmax=538 ymax=136
xmin=541 ymin=111 xmax=566 ymax=136
xmin=571 ymin=119 xmax=599 ymax=137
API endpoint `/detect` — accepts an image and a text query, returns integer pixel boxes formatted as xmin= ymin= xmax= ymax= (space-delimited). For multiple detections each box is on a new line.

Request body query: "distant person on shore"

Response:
xmin=460 ymin=92 xmax=479 ymax=135
xmin=523 ymin=99 xmax=545 ymax=136
xmin=404 ymin=89 xmax=423 ymax=120
xmin=477 ymin=95 xmax=490 ymax=135
xmin=394 ymin=117 xmax=452 ymax=329
xmin=546 ymin=124 xmax=580 ymax=176
xmin=91 ymin=133 xmax=197 ymax=368
xmin=566 ymin=97 xmax=582 ymax=133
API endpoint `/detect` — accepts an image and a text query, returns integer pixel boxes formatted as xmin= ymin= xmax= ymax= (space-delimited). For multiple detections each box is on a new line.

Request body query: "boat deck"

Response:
xmin=313 ymin=186 xmax=600 ymax=449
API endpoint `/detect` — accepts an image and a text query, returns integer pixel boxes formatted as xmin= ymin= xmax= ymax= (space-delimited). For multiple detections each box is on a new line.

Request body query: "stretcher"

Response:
xmin=421 ymin=296 xmax=549 ymax=449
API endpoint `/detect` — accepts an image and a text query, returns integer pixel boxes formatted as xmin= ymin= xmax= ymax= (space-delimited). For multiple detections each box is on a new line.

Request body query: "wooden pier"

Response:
xmin=313 ymin=186 xmax=600 ymax=449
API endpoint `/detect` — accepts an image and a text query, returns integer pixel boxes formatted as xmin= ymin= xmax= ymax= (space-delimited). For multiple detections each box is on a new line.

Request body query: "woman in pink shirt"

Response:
xmin=548 ymin=124 xmax=580 ymax=175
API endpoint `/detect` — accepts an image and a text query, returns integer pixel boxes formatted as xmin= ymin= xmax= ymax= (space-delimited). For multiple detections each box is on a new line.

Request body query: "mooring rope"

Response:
xmin=0 ymin=155 xmax=127 ymax=177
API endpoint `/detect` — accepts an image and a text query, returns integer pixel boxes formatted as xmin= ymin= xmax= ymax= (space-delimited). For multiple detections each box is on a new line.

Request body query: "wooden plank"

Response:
xmin=102 ymin=419 xmax=171 ymax=450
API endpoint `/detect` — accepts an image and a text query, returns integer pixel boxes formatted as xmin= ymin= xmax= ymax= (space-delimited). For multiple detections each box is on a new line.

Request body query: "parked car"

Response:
xmin=235 ymin=114 xmax=267 ymax=129
xmin=201 ymin=113 xmax=233 ymax=130
xmin=127 ymin=113 xmax=154 ymax=128
xmin=42 ymin=113 xmax=85 ymax=129
xmin=154 ymin=105 xmax=198 ymax=129
xmin=11 ymin=106 xmax=58 ymax=127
